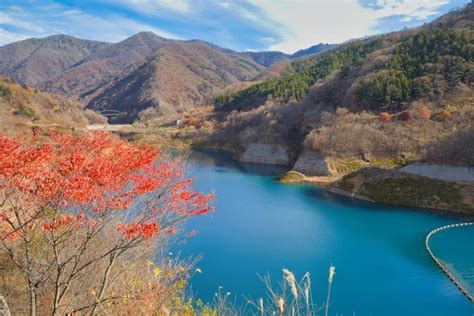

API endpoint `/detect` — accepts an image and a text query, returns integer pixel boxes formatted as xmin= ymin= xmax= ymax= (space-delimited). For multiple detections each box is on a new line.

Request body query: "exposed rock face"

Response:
xmin=400 ymin=163 xmax=474 ymax=183
xmin=239 ymin=143 xmax=290 ymax=166
xmin=292 ymin=150 xmax=331 ymax=176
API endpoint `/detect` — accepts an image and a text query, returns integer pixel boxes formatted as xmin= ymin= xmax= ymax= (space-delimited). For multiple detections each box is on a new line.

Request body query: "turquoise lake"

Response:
xmin=177 ymin=151 xmax=474 ymax=315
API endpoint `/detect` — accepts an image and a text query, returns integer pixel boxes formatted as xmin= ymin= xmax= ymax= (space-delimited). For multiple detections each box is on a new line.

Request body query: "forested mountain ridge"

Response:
xmin=0 ymin=32 xmax=331 ymax=123
xmin=208 ymin=3 xmax=473 ymax=169
xmin=215 ymin=3 xmax=473 ymax=113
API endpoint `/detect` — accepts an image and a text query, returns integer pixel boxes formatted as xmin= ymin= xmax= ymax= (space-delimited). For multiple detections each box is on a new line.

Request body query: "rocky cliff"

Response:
xmin=239 ymin=143 xmax=290 ymax=166
xmin=292 ymin=150 xmax=331 ymax=176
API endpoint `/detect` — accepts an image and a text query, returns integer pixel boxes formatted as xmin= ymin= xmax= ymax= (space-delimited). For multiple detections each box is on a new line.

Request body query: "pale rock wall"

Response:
xmin=292 ymin=150 xmax=331 ymax=176
xmin=400 ymin=163 xmax=474 ymax=182
xmin=239 ymin=143 xmax=290 ymax=166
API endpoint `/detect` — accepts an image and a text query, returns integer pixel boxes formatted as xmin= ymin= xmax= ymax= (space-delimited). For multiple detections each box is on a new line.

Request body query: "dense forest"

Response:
xmin=215 ymin=39 xmax=383 ymax=110
xmin=356 ymin=29 xmax=474 ymax=110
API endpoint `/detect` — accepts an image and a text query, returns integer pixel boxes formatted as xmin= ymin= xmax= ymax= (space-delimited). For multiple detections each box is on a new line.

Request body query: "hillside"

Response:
xmin=0 ymin=35 xmax=108 ymax=86
xmin=38 ymin=32 xmax=169 ymax=100
xmin=86 ymin=41 xmax=264 ymax=123
xmin=209 ymin=3 xmax=473 ymax=169
xmin=243 ymin=43 xmax=335 ymax=67
xmin=0 ymin=33 xmax=333 ymax=124
xmin=0 ymin=76 xmax=105 ymax=137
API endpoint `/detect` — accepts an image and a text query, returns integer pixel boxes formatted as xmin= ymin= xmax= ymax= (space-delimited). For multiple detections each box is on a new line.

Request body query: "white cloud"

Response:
xmin=370 ymin=0 xmax=449 ymax=19
xmin=0 ymin=3 xmax=179 ymax=46
xmin=249 ymin=0 xmax=377 ymax=53
xmin=0 ymin=28 xmax=28 ymax=45
xmin=0 ymin=9 xmax=43 ymax=33
xmin=111 ymin=0 xmax=191 ymax=16
xmin=249 ymin=0 xmax=451 ymax=53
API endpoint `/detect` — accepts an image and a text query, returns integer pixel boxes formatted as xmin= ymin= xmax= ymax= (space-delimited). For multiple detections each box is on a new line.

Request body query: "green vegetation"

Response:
xmin=336 ymin=168 xmax=474 ymax=213
xmin=14 ymin=105 xmax=37 ymax=119
xmin=215 ymin=39 xmax=383 ymax=110
xmin=357 ymin=29 xmax=474 ymax=110
xmin=278 ymin=171 xmax=305 ymax=183
xmin=0 ymin=85 xmax=12 ymax=98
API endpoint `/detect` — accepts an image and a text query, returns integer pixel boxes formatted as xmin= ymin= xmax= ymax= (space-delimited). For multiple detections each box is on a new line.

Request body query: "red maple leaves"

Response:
xmin=0 ymin=132 xmax=214 ymax=241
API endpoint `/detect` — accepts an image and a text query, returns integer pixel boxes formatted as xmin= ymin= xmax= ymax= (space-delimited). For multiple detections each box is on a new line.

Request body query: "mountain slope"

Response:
xmin=0 ymin=35 xmax=108 ymax=86
xmin=0 ymin=33 xmax=270 ymax=122
xmin=244 ymin=43 xmax=335 ymax=67
xmin=87 ymin=41 xmax=264 ymax=123
xmin=210 ymin=3 xmax=474 ymax=167
xmin=38 ymin=32 xmax=170 ymax=99
xmin=0 ymin=76 xmax=105 ymax=136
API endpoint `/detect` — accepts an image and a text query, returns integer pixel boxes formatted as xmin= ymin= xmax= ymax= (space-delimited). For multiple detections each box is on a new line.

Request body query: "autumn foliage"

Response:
xmin=0 ymin=132 xmax=214 ymax=315
xmin=440 ymin=109 xmax=452 ymax=121
xmin=379 ymin=112 xmax=392 ymax=122
xmin=417 ymin=107 xmax=432 ymax=120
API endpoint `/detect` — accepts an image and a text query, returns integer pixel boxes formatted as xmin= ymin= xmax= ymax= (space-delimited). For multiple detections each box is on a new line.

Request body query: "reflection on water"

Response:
xmin=188 ymin=149 xmax=290 ymax=177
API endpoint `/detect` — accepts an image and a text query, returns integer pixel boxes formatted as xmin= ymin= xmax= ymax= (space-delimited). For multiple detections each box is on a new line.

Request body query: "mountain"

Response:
xmin=86 ymin=40 xmax=264 ymax=122
xmin=243 ymin=51 xmax=289 ymax=67
xmin=0 ymin=35 xmax=108 ymax=86
xmin=1 ymin=33 xmax=297 ymax=123
xmin=0 ymin=29 xmax=336 ymax=123
xmin=291 ymin=43 xmax=334 ymax=59
xmin=210 ymin=3 xmax=474 ymax=167
xmin=216 ymin=3 xmax=473 ymax=113
xmin=38 ymin=32 xmax=169 ymax=100
xmin=244 ymin=43 xmax=335 ymax=67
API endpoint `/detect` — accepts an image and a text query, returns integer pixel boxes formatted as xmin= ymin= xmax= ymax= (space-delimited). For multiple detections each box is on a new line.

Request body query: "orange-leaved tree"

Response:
xmin=0 ymin=132 xmax=214 ymax=315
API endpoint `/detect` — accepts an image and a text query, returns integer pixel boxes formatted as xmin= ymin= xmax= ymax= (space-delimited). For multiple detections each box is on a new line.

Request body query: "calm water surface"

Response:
xmin=430 ymin=226 xmax=474 ymax=296
xmin=176 ymin=151 xmax=474 ymax=315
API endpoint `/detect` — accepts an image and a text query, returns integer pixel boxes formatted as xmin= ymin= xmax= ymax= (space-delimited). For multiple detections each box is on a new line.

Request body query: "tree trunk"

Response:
xmin=28 ymin=284 xmax=36 ymax=316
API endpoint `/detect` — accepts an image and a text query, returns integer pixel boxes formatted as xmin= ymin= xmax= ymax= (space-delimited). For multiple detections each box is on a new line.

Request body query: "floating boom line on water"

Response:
xmin=425 ymin=222 xmax=474 ymax=302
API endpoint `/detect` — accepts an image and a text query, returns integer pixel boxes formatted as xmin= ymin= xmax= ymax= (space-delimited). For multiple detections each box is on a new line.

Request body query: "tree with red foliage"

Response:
xmin=379 ymin=112 xmax=392 ymax=122
xmin=0 ymin=132 xmax=214 ymax=315
xmin=417 ymin=107 xmax=432 ymax=120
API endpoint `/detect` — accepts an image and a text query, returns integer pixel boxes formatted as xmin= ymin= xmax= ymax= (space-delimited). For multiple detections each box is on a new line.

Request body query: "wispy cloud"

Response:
xmin=0 ymin=28 xmax=28 ymax=44
xmin=0 ymin=1 xmax=179 ymax=45
xmin=0 ymin=0 xmax=470 ymax=52
xmin=249 ymin=0 xmax=468 ymax=52
xmin=109 ymin=0 xmax=192 ymax=16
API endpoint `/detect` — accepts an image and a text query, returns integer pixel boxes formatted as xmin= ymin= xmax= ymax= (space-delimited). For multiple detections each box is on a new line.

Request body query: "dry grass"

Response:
xmin=0 ymin=76 xmax=106 ymax=138
xmin=304 ymin=100 xmax=474 ymax=166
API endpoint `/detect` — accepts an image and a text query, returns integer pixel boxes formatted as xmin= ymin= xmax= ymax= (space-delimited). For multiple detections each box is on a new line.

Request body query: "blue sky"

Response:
xmin=0 ymin=0 xmax=470 ymax=53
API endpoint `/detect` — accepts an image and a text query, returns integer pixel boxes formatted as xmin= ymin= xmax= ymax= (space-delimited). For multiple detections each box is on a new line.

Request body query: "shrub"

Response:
xmin=84 ymin=109 xmax=108 ymax=124
xmin=399 ymin=111 xmax=414 ymax=122
xmin=417 ymin=107 xmax=432 ymax=120
xmin=13 ymin=105 xmax=36 ymax=119
xmin=0 ymin=85 xmax=12 ymax=99
xmin=440 ymin=109 xmax=452 ymax=121
xmin=379 ymin=112 xmax=392 ymax=122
